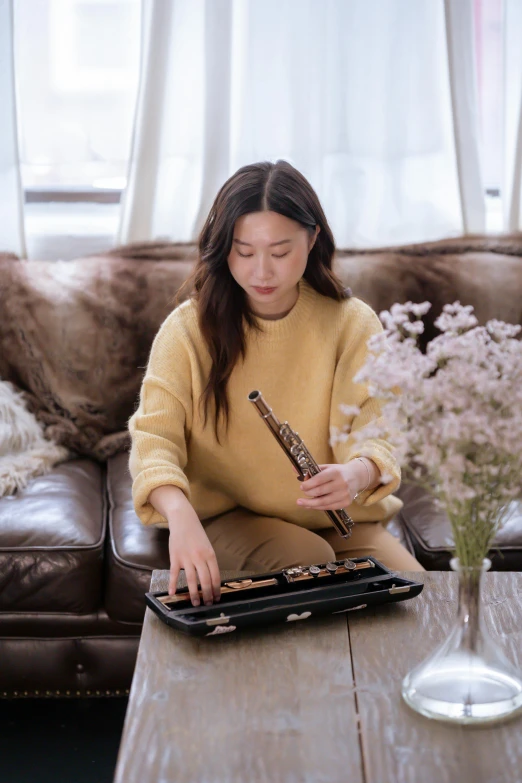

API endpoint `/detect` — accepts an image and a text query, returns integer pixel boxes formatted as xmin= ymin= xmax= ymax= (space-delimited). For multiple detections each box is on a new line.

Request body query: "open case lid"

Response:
xmin=145 ymin=557 xmax=424 ymax=637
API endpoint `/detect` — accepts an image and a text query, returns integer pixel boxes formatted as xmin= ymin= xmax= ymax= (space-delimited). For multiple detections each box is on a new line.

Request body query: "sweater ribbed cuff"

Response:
xmin=132 ymin=466 xmax=191 ymax=526
xmin=344 ymin=441 xmax=401 ymax=506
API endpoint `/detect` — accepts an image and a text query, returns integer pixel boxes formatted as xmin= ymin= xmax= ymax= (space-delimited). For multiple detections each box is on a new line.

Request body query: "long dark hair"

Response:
xmin=176 ymin=160 xmax=351 ymax=443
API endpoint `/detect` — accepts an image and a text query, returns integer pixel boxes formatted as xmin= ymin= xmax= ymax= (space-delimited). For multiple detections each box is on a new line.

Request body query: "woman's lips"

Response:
xmin=253 ymin=286 xmax=277 ymax=294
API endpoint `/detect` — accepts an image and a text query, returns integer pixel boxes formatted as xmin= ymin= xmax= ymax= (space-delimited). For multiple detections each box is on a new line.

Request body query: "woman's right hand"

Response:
xmin=167 ymin=506 xmax=221 ymax=606
xmin=148 ymin=485 xmax=221 ymax=607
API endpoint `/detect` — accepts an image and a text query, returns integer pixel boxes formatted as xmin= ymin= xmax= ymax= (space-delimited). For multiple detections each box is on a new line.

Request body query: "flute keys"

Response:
xmin=285 ymin=566 xmax=305 ymax=579
xmin=326 ymin=562 xmax=339 ymax=574
xmin=309 ymin=565 xmax=321 ymax=577
xmin=343 ymin=559 xmax=357 ymax=571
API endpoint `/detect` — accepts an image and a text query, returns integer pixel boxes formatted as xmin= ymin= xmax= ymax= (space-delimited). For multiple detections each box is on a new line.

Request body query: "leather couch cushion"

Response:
xmin=0 ymin=460 xmax=105 ymax=612
xmin=396 ymin=483 xmax=522 ymax=570
xmin=105 ymin=453 xmax=169 ymax=623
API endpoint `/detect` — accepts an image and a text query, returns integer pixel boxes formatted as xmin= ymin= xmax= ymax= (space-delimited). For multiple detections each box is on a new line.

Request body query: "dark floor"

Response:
xmin=0 ymin=697 xmax=128 ymax=783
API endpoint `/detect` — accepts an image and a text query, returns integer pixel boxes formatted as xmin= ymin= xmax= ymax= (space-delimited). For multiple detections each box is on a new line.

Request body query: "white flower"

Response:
xmin=434 ymin=301 xmax=478 ymax=334
xmin=339 ymin=300 xmax=522 ymax=565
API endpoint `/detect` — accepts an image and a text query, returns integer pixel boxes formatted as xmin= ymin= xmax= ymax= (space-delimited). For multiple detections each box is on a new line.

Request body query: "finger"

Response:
xmin=168 ymin=562 xmax=181 ymax=596
xmin=301 ymin=467 xmax=334 ymax=491
xmin=183 ymin=562 xmax=201 ymax=606
xmin=195 ymin=560 xmax=215 ymax=606
xmin=298 ymin=492 xmax=349 ymax=509
xmin=301 ymin=478 xmax=337 ymax=498
xmin=208 ymin=553 xmax=222 ymax=601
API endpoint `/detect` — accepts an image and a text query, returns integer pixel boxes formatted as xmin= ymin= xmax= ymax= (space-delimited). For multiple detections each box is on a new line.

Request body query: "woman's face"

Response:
xmin=227 ymin=211 xmax=319 ymax=318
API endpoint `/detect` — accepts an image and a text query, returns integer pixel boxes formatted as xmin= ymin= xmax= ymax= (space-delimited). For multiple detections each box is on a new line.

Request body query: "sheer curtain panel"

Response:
xmin=119 ymin=0 xmax=485 ymax=248
xmin=504 ymin=0 xmax=522 ymax=231
xmin=0 ymin=0 xmax=26 ymax=257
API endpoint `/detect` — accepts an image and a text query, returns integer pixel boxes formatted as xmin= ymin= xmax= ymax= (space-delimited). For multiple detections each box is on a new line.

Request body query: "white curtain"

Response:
xmin=0 ymin=0 xmax=26 ymax=257
xmin=504 ymin=0 xmax=522 ymax=232
xmin=119 ymin=0 xmax=484 ymax=249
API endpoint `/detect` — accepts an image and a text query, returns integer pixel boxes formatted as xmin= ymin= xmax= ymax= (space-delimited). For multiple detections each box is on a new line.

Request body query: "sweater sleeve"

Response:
xmin=128 ymin=309 xmax=193 ymax=526
xmin=329 ymin=299 xmax=401 ymax=506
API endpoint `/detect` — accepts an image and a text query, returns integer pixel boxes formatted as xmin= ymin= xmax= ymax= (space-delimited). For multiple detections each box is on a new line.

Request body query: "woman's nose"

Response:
xmin=255 ymin=254 xmax=274 ymax=279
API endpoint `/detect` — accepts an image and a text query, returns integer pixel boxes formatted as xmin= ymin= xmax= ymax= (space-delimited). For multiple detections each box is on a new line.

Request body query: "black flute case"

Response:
xmin=145 ymin=557 xmax=424 ymax=637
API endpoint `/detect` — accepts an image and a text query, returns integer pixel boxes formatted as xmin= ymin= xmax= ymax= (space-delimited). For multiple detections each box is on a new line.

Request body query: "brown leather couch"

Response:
xmin=1 ymin=236 xmax=521 ymax=698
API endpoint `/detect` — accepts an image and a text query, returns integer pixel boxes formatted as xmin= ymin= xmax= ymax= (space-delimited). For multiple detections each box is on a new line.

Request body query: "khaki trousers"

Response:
xmin=202 ymin=507 xmax=424 ymax=573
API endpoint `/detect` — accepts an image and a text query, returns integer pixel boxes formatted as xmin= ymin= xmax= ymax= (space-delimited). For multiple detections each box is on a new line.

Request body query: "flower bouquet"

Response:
xmin=335 ymin=301 xmax=522 ymax=725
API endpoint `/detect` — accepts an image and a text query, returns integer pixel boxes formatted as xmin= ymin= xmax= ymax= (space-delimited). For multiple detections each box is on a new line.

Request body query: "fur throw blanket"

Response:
xmin=0 ymin=381 xmax=68 ymax=496
xmin=0 ymin=236 xmax=521 ymax=461
xmin=0 ymin=245 xmax=195 ymax=460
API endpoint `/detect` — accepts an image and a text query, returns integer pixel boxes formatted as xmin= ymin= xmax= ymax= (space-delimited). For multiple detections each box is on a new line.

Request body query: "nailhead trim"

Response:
xmin=0 ymin=688 xmax=129 ymax=699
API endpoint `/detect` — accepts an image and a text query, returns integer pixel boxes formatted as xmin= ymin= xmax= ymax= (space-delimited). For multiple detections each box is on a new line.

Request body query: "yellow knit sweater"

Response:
xmin=129 ymin=278 xmax=403 ymax=529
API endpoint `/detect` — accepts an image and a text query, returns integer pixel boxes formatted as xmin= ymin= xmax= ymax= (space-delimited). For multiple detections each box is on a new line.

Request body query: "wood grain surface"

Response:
xmin=114 ymin=570 xmax=363 ymax=783
xmin=348 ymin=570 xmax=522 ymax=783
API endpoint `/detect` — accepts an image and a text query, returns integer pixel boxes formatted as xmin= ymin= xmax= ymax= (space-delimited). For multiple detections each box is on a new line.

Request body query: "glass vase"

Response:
xmin=402 ymin=558 xmax=522 ymax=725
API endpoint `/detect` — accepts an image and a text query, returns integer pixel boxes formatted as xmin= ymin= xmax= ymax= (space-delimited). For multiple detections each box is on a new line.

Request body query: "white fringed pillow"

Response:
xmin=0 ymin=381 xmax=69 ymax=497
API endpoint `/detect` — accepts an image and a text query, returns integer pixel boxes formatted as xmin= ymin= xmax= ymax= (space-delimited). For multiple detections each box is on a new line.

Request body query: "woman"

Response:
xmin=129 ymin=160 xmax=424 ymax=608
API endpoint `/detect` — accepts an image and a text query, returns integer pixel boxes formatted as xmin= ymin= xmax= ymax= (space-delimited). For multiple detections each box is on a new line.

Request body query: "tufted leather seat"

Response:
xmin=0 ymin=460 xmax=142 ymax=696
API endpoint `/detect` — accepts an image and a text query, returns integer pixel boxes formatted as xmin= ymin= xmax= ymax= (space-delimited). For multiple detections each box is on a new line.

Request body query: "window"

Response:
xmin=14 ymin=0 xmax=141 ymax=258
xmin=14 ymin=0 xmax=141 ymax=199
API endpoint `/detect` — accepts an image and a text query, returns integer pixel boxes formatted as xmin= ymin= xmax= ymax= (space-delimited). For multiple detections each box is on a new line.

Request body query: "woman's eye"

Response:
xmin=236 ymin=250 xmax=289 ymax=258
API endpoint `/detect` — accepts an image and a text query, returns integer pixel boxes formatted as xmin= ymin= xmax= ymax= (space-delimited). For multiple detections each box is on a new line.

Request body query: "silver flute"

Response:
xmin=248 ymin=390 xmax=354 ymax=539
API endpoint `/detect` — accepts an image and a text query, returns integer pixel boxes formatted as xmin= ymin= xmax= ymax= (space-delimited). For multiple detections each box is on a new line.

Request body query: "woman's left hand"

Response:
xmin=296 ymin=463 xmax=362 ymax=511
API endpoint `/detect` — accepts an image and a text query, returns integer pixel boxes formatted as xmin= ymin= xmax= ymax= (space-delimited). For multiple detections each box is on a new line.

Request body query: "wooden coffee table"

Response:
xmin=114 ymin=570 xmax=522 ymax=783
